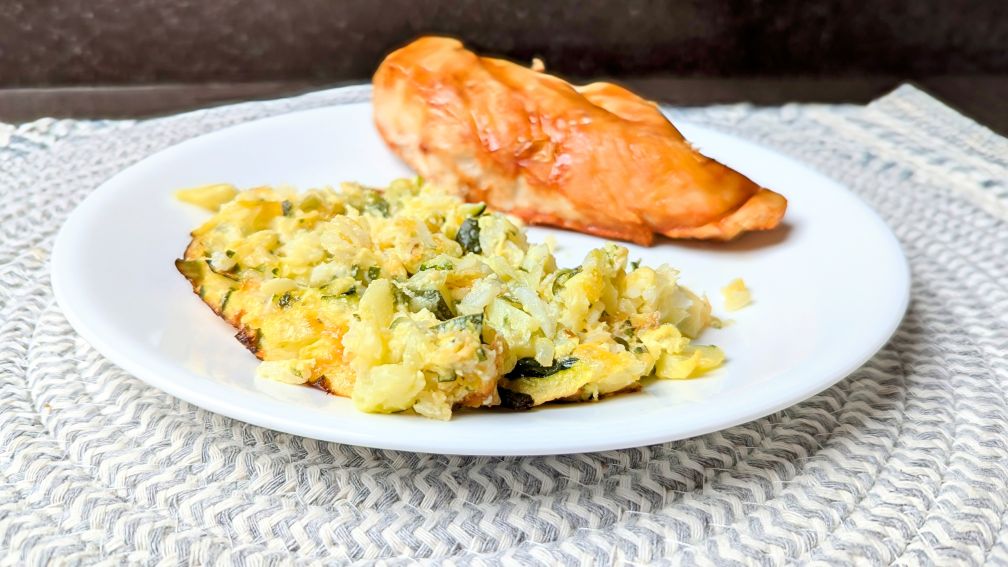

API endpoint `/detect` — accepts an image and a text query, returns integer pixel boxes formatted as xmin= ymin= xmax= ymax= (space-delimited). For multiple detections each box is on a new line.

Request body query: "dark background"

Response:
xmin=2 ymin=0 xmax=1006 ymax=131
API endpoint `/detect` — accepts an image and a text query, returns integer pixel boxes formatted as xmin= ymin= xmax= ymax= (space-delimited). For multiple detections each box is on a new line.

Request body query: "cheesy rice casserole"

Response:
xmin=176 ymin=178 xmax=723 ymax=420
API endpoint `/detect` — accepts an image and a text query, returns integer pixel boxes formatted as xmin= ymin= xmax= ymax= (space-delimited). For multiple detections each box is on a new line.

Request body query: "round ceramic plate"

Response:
xmin=51 ymin=100 xmax=910 ymax=456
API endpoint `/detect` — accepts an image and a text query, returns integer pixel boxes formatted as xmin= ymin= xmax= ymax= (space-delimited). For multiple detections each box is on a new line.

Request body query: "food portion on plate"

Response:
xmin=373 ymin=37 xmax=787 ymax=245
xmin=721 ymin=278 xmax=752 ymax=311
xmin=176 ymin=179 xmax=724 ymax=419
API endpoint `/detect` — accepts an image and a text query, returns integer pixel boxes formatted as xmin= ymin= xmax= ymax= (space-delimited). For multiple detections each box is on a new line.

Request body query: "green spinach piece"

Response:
xmin=505 ymin=357 xmax=578 ymax=379
xmin=498 ymin=388 xmax=535 ymax=410
xmin=434 ymin=314 xmax=483 ymax=334
xmin=455 ymin=217 xmax=482 ymax=254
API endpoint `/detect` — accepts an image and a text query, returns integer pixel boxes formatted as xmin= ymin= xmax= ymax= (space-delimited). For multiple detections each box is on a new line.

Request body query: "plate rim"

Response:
xmin=50 ymin=94 xmax=911 ymax=456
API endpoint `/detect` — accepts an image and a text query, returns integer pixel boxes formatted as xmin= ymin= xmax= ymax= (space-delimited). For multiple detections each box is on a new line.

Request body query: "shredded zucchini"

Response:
xmin=176 ymin=178 xmax=723 ymax=419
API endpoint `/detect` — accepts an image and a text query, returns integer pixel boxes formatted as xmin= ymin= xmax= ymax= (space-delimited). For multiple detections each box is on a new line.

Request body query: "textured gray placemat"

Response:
xmin=2 ymin=84 xmax=1008 ymax=566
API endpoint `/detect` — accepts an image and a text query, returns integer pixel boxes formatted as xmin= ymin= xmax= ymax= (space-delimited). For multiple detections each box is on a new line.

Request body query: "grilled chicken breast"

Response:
xmin=373 ymin=37 xmax=787 ymax=245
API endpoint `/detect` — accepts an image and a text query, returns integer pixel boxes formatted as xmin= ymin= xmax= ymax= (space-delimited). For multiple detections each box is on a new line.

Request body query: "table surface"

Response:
xmin=4 ymin=83 xmax=1006 ymax=565
xmin=2 ymin=75 xmax=1006 ymax=136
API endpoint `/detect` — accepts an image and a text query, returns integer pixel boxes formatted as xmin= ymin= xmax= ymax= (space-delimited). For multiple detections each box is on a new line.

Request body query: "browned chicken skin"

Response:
xmin=372 ymin=37 xmax=787 ymax=245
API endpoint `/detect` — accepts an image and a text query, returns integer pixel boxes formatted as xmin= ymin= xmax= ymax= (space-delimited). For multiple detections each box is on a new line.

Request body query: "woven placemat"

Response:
xmin=2 ymin=84 xmax=1008 ymax=565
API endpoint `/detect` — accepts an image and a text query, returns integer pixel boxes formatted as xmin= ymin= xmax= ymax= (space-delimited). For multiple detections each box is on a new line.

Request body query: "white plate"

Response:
xmin=51 ymin=100 xmax=909 ymax=456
